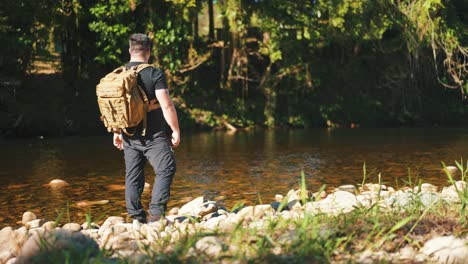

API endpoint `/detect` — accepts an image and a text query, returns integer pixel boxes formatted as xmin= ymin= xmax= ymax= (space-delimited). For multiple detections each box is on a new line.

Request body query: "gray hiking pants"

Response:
xmin=123 ymin=133 xmax=176 ymax=221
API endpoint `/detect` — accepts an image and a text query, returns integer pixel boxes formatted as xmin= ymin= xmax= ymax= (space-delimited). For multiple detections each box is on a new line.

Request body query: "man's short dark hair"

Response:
xmin=129 ymin=33 xmax=151 ymax=52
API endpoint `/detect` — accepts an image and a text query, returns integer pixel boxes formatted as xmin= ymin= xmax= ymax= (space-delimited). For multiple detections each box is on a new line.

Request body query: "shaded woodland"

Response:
xmin=0 ymin=0 xmax=467 ymax=136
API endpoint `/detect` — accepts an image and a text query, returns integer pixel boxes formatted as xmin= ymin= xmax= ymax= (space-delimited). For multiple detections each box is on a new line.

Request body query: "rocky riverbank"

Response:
xmin=1 ymin=181 xmax=467 ymax=263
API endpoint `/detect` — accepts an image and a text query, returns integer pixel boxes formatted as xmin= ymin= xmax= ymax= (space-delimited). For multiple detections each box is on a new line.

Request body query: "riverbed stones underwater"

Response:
xmin=0 ymin=181 xmax=467 ymax=263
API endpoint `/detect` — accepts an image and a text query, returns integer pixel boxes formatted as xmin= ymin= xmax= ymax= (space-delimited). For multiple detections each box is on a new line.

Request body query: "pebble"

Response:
xmin=25 ymin=219 xmax=41 ymax=229
xmin=336 ymin=184 xmax=356 ymax=194
xmin=194 ymin=236 xmax=223 ymax=257
xmin=21 ymin=212 xmax=36 ymax=225
xmin=62 ymin=223 xmax=81 ymax=232
xmin=274 ymin=194 xmax=284 ymax=202
xmin=47 ymin=179 xmax=70 ymax=188
xmin=42 ymin=221 xmax=57 ymax=230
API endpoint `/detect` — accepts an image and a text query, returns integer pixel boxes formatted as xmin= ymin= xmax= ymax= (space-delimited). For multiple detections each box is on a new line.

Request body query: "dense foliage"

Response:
xmin=0 ymin=0 xmax=467 ymax=135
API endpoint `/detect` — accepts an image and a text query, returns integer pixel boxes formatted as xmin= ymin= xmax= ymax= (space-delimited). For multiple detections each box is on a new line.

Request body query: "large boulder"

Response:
xmin=16 ymin=230 xmax=99 ymax=264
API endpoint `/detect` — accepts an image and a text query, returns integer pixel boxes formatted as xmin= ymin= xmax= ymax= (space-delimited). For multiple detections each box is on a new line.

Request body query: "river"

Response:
xmin=1 ymin=128 xmax=467 ymax=227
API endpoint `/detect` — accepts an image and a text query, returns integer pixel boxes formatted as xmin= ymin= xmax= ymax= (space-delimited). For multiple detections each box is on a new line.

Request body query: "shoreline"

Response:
xmin=1 ymin=180 xmax=467 ymax=263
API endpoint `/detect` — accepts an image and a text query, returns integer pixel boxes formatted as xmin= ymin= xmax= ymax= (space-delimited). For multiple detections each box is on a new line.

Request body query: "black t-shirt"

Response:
xmin=126 ymin=61 xmax=168 ymax=137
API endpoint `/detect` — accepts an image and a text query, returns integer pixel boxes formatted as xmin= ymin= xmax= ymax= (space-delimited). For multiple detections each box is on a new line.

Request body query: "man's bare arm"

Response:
xmin=156 ymin=89 xmax=180 ymax=147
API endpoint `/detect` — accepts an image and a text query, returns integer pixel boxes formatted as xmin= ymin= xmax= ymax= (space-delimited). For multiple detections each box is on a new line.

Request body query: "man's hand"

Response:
xmin=171 ymin=131 xmax=180 ymax=148
xmin=148 ymin=99 xmax=160 ymax=111
xmin=113 ymin=133 xmax=124 ymax=150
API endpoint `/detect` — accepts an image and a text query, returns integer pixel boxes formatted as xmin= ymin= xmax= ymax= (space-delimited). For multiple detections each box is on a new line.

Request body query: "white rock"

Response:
xmin=399 ymin=246 xmax=417 ymax=260
xmin=178 ymin=197 xmax=205 ymax=216
xmin=21 ymin=212 xmax=36 ymax=225
xmin=445 ymin=166 xmax=459 ymax=174
xmin=194 ymin=236 xmax=223 ymax=257
xmin=217 ymin=209 xmax=229 ymax=215
xmin=42 ymin=221 xmax=57 ymax=230
xmin=236 ymin=205 xmax=273 ymax=221
xmin=313 ymin=190 xmax=327 ymax=200
xmin=168 ymin=207 xmax=179 ymax=216
xmin=140 ymin=225 xmax=159 ymax=242
xmin=25 ymin=219 xmax=41 ymax=229
xmin=81 ymin=222 xmax=100 ymax=230
xmin=103 ymin=231 xmax=135 ymax=251
xmin=275 ymin=194 xmax=284 ymax=202
xmin=294 ymin=189 xmax=311 ymax=201
xmin=62 ymin=223 xmax=81 ymax=232
xmin=422 ymin=236 xmax=468 ymax=264
xmin=356 ymin=194 xmax=373 ymax=207
xmin=5 ymin=257 xmax=16 ymax=264
xmin=386 ymin=192 xmax=418 ymax=208
xmin=203 ymin=215 xmax=227 ymax=230
xmin=325 ymin=191 xmax=358 ymax=212
xmin=415 ymin=183 xmax=438 ymax=193
xmin=48 ymin=179 xmax=70 ymax=188
xmin=0 ymin=249 xmax=12 ymax=263
xmin=200 ymin=202 xmax=218 ymax=217
xmin=28 ymin=228 xmax=46 ymax=238
xmin=101 ymin=225 xmax=129 ymax=244
xmin=0 ymin=227 xmax=13 ymax=254
xmin=305 ymin=191 xmax=359 ymax=214
xmin=454 ymin=181 xmax=467 ymax=191
xmin=287 ymin=200 xmax=302 ymax=210
xmin=98 ymin=216 xmax=125 ymax=236
xmin=80 ymin=229 xmax=99 ymax=239
xmin=420 ymin=193 xmax=440 ymax=207
xmin=286 ymin=189 xmax=299 ymax=203
xmin=132 ymin=219 xmax=142 ymax=231
xmin=10 ymin=227 xmax=29 ymax=256
xmin=441 ymin=183 xmax=465 ymax=203
xmin=336 ymin=185 xmax=356 ymax=194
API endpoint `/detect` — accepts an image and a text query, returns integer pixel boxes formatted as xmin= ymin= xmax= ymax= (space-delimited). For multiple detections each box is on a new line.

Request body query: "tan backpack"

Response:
xmin=96 ymin=64 xmax=158 ymax=136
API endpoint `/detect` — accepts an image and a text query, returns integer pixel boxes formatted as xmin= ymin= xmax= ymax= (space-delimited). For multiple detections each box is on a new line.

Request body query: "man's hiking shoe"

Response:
xmin=148 ymin=214 xmax=162 ymax=223
xmin=127 ymin=215 xmax=147 ymax=224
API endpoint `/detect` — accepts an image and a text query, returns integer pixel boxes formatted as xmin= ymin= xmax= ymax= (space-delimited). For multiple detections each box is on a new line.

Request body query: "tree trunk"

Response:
xmin=208 ymin=0 xmax=215 ymax=41
xmin=261 ymin=64 xmax=276 ymax=128
xmin=194 ymin=0 xmax=199 ymax=42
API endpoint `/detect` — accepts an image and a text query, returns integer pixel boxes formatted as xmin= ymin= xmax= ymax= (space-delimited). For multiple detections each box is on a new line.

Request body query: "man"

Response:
xmin=113 ymin=33 xmax=180 ymax=223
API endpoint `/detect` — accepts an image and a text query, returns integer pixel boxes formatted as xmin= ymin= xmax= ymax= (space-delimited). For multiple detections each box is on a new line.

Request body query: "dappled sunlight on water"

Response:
xmin=1 ymin=128 xmax=467 ymax=227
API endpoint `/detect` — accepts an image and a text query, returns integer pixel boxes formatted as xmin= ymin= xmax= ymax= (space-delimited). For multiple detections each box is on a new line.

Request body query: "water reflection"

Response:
xmin=1 ymin=128 xmax=467 ymax=227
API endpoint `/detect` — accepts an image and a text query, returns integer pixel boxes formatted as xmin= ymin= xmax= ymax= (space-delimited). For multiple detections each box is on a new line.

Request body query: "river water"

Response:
xmin=1 ymin=128 xmax=467 ymax=227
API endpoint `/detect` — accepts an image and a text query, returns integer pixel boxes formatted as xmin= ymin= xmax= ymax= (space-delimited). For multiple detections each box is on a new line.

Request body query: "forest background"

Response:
xmin=0 ymin=0 xmax=467 ymax=136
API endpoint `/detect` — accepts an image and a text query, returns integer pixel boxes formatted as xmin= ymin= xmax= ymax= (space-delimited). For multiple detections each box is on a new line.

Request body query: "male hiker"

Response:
xmin=113 ymin=33 xmax=180 ymax=223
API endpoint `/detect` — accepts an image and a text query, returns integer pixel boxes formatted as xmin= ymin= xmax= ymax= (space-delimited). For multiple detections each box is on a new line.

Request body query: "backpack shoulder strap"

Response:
xmin=113 ymin=66 xmax=126 ymax=73
xmin=134 ymin=63 xmax=152 ymax=73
